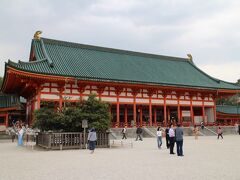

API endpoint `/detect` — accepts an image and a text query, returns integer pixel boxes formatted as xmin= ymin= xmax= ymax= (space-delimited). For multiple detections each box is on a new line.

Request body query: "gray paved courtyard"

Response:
xmin=0 ymin=135 xmax=240 ymax=180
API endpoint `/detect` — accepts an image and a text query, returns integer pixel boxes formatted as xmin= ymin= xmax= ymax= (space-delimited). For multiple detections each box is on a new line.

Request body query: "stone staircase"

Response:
xmin=110 ymin=126 xmax=238 ymax=139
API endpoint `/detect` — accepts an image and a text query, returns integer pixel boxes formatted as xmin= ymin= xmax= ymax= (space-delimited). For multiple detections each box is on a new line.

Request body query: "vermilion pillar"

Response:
xmin=190 ymin=96 xmax=194 ymax=124
xmin=133 ymin=96 xmax=136 ymax=126
xmin=149 ymin=97 xmax=152 ymax=126
xmin=140 ymin=106 xmax=143 ymax=127
xmin=116 ymin=96 xmax=120 ymax=127
xmin=177 ymin=99 xmax=181 ymax=124
xmin=154 ymin=107 xmax=157 ymax=126
xmin=5 ymin=114 xmax=9 ymax=127
xmin=164 ymin=95 xmax=167 ymax=126
xmin=124 ymin=105 xmax=128 ymax=127
xmin=202 ymin=98 xmax=205 ymax=123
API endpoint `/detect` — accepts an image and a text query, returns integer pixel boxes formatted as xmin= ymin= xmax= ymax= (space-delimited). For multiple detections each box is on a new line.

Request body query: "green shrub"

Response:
xmin=33 ymin=94 xmax=110 ymax=132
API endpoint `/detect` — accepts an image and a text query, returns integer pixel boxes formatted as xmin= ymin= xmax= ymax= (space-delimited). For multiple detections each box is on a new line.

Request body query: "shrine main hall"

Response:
xmin=1 ymin=32 xmax=240 ymax=128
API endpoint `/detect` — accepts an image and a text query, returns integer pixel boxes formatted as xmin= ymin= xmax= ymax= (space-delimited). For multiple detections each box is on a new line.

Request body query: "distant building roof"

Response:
xmin=4 ymin=37 xmax=240 ymax=90
xmin=0 ymin=94 xmax=20 ymax=108
xmin=216 ymin=105 xmax=240 ymax=115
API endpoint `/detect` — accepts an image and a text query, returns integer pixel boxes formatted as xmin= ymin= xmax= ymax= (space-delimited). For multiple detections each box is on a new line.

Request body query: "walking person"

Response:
xmin=235 ymin=123 xmax=238 ymax=134
xmin=217 ymin=126 xmax=223 ymax=139
xmin=238 ymin=124 xmax=240 ymax=135
xmin=122 ymin=126 xmax=127 ymax=139
xmin=175 ymin=124 xmax=184 ymax=156
xmin=193 ymin=125 xmax=199 ymax=140
xmin=135 ymin=126 xmax=143 ymax=141
xmin=201 ymin=121 xmax=204 ymax=130
xmin=88 ymin=128 xmax=97 ymax=154
xmin=169 ymin=124 xmax=175 ymax=154
xmin=156 ymin=126 xmax=163 ymax=149
xmin=165 ymin=126 xmax=170 ymax=149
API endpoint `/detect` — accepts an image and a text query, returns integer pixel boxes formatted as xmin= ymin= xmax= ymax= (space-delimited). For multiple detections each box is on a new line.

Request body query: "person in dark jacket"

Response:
xmin=165 ymin=126 xmax=170 ymax=149
xmin=135 ymin=127 xmax=143 ymax=141
xmin=175 ymin=124 xmax=184 ymax=156
xmin=238 ymin=125 xmax=240 ymax=135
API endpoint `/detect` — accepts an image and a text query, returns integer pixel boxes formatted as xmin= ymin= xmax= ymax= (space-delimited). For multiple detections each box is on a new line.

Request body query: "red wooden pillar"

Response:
xmin=57 ymin=84 xmax=64 ymax=110
xmin=164 ymin=95 xmax=167 ymax=126
xmin=124 ymin=105 xmax=128 ymax=127
xmin=139 ymin=106 xmax=143 ymax=127
xmin=116 ymin=96 xmax=120 ymax=127
xmin=202 ymin=98 xmax=205 ymax=123
xmin=190 ymin=96 xmax=194 ymax=125
xmin=133 ymin=96 xmax=136 ymax=126
xmin=213 ymin=105 xmax=216 ymax=123
xmin=131 ymin=88 xmax=138 ymax=127
xmin=149 ymin=98 xmax=152 ymax=126
xmin=177 ymin=94 xmax=181 ymax=124
xmin=167 ymin=108 xmax=170 ymax=123
xmin=154 ymin=107 xmax=157 ymax=126
xmin=37 ymin=87 xmax=41 ymax=110
xmin=5 ymin=114 xmax=9 ymax=127
xmin=115 ymin=87 xmax=123 ymax=127
xmin=109 ymin=104 xmax=112 ymax=127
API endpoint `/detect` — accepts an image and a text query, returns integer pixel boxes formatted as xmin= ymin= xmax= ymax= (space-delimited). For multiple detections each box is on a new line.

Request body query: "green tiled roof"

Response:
xmin=217 ymin=105 xmax=240 ymax=115
xmin=6 ymin=38 xmax=240 ymax=90
xmin=0 ymin=94 xmax=20 ymax=108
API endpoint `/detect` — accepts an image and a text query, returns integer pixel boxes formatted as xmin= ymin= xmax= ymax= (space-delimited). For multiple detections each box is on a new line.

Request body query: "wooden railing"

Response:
xmin=37 ymin=132 xmax=109 ymax=150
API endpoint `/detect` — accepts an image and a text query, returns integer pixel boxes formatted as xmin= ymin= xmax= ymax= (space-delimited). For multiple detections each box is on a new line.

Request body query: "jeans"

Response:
xmin=169 ymin=137 xmax=175 ymax=154
xmin=157 ymin=136 xmax=162 ymax=148
xmin=18 ymin=135 xmax=23 ymax=146
xmin=136 ymin=134 xmax=142 ymax=141
xmin=89 ymin=141 xmax=96 ymax=150
xmin=176 ymin=140 xmax=183 ymax=156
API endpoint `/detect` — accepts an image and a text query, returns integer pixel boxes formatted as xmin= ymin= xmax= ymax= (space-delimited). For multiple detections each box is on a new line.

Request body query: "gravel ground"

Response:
xmin=0 ymin=135 xmax=240 ymax=180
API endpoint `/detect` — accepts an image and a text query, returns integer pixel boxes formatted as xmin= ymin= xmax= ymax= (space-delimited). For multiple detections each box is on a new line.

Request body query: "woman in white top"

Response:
xmin=157 ymin=127 xmax=162 ymax=149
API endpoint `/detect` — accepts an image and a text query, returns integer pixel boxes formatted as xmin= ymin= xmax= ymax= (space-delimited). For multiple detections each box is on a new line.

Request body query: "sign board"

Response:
xmin=82 ymin=119 xmax=88 ymax=128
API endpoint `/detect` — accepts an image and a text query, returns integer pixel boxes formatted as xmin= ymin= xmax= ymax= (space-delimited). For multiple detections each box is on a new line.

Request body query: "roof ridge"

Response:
xmin=18 ymin=59 xmax=47 ymax=64
xmin=40 ymin=37 xmax=189 ymax=62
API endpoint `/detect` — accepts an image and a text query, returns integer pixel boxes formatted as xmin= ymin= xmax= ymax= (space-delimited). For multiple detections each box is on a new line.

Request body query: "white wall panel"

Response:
xmin=151 ymin=99 xmax=164 ymax=104
xmin=192 ymin=101 xmax=202 ymax=105
xmin=119 ymin=98 xmax=134 ymax=103
xmin=41 ymin=94 xmax=59 ymax=100
xmin=166 ymin=100 xmax=177 ymax=104
xmin=204 ymin=102 xmax=214 ymax=106
xmin=136 ymin=98 xmax=149 ymax=103
xmin=101 ymin=97 xmax=117 ymax=102
xmin=41 ymin=88 xmax=50 ymax=93
xmin=180 ymin=101 xmax=190 ymax=105
xmin=51 ymin=88 xmax=59 ymax=93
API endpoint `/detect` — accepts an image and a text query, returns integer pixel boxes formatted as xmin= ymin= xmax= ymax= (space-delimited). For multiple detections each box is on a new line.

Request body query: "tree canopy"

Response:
xmin=33 ymin=94 xmax=111 ymax=132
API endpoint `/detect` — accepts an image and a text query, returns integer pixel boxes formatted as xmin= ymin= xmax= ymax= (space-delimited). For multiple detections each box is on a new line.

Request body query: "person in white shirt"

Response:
xmin=169 ymin=124 xmax=175 ymax=154
xmin=122 ymin=127 xmax=127 ymax=139
xmin=156 ymin=127 xmax=162 ymax=149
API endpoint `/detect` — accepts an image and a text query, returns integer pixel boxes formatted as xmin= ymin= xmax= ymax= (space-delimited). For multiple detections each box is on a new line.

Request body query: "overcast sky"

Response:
xmin=0 ymin=0 xmax=239 ymax=83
